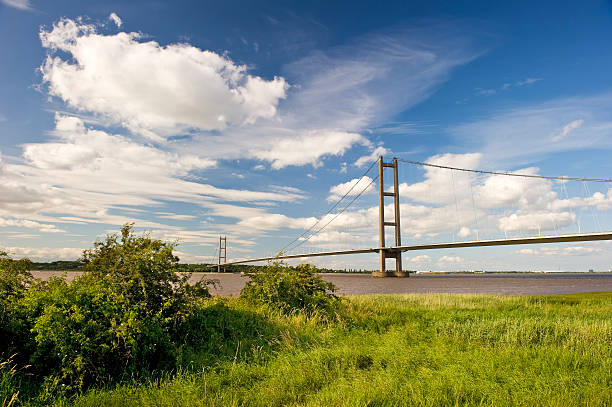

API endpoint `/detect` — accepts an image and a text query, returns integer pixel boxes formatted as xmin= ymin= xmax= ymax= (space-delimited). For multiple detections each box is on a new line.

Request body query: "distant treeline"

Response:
xmin=30 ymin=260 xmax=86 ymax=270
xmin=29 ymin=261 xmax=372 ymax=274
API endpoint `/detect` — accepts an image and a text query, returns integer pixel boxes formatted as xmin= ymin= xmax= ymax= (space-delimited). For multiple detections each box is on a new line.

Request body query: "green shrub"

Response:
xmin=12 ymin=225 xmax=215 ymax=396
xmin=81 ymin=223 xmax=194 ymax=313
xmin=240 ymin=262 xmax=340 ymax=314
xmin=0 ymin=251 xmax=32 ymax=298
xmin=0 ymin=252 xmax=34 ymax=361
xmin=22 ymin=275 xmax=176 ymax=394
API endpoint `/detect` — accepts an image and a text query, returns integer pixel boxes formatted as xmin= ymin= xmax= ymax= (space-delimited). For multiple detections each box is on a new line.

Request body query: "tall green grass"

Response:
xmin=48 ymin=292 xmax=612 ymax=406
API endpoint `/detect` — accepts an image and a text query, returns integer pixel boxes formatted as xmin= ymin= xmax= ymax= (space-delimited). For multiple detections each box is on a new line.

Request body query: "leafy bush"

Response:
xmin=81 ymin=223 xmax=194 ymax=313
xmin=9 ymin=225 xmax=215 ymax=396
xmin=22 ymin=275 xmax=175 ymax=394
xmin=0 ymin=251 xmax=32 ymax=298
xmin=240 ymin=262 xmax=340 ymax=314
xmin=0 ymin=252 xmax=34 ymax=361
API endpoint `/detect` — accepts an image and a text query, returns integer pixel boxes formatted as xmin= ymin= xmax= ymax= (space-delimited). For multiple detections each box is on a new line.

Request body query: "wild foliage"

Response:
xmin=240 ymin=261 xmax=340 ymax=314
xmin=0 ymin=225 xmax=218 ymax=399
xmin=68 ymin=292 xmax=612 ymax=407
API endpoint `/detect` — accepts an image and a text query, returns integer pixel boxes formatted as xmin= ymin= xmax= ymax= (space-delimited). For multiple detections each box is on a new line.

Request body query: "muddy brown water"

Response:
xmin=30 ymin=271 xmax=612 ymax=297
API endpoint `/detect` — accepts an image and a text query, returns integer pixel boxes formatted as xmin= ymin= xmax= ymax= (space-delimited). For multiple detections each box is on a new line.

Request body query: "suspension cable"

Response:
xmin=276 ymin=159 xmax=378 ymax=254
xmin=398 ymin=159 xmax=612 ymax=183
xmin=287 ymin=175 xmax=379 ymax=252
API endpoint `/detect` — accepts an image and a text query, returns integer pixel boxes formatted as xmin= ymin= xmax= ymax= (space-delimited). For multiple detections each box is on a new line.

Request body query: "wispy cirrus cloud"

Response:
xmin=476 ymin=77 xmax=542 ymax=96
xmin=550 ymin=119 xmax=583 ymax=142
xmin=451 ymin=94 xmax=612 ymax=166
xmin=1 ymin=0 xmax=32 ymax=11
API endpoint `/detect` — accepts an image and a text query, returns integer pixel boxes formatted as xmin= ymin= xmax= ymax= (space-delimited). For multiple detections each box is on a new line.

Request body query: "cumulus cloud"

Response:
xmin=354 ymin=146 xmax=389 ymax=167
xmin=438 ymin=255 xmax=463 ymax=263
xmin=327 ymin=176 xmax=376 ymax=202
xmin=475 ymin=167 xmax=556 ymax=209
xmin=33 ymin=15 xmax=484 ymax=172
xmin=397 ymin=152 xmax=612 ymax=238
xmin=517 ymin=246 xmax=602 ymax=256
xmin=251 ymin=131 xmax=368 ymax=169
xmin=39 ymin=17 xmax=289 ymax=140
xmin=498 ymin=211 xmax=575 ymax=233
xmin=399 ymin=153 xmax=482 ymax=205
xmin=409 ymin=254 xmax=431 ymax=262
xmin=2 ymin=246 xmax=84 ymax=261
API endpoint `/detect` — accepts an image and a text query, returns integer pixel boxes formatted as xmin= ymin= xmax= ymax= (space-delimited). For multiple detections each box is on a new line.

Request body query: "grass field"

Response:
xmin=37 ymin=291 xmax=609 ymax=407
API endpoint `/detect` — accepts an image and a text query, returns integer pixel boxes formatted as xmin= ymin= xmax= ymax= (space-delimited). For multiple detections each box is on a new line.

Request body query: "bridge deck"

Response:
xmin=223 ymin=232 xmax=612 ymax=266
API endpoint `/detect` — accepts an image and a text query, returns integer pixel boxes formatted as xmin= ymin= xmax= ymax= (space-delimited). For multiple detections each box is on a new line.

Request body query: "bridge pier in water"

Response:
xmin=373 ymin=156 xmax=409 ymax=278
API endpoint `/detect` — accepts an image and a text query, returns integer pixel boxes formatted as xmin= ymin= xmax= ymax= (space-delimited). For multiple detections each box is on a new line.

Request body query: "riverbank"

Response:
xmin=59 ymin=292 xmax=612 ymax=406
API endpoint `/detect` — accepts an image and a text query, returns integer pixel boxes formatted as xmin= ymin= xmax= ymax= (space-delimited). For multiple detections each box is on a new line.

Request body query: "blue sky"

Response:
xmin=1 ymin=0 xmax=612 ymax=271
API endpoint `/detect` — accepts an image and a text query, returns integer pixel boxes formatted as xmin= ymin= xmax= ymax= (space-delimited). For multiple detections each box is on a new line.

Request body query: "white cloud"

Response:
xmin=498 ymin=211 xmax=575 ymax=233
xmin=155 ymin=212 xmax=196 ymax=221
xmin=354 ymin=146 xmax=389 ymax=167
xmin=550 ymin=119 xmax=584 ymax=142
xmin=39 ymin=18 xmax=289 ymax=140
xmin=108 ymin=13 xmax=122 ymax=28
xmin=33 ymin=16 xmax=482 ymax=171
xmin=409 ymin=255 xmax=431 ymax=262
xmin=0 ymin=116 xmax=303 ymax=230
xmin=397 ymin=152 xmax=612 ymax=237
xmin=2 ymin=246 xmax=84 ymax=261
xmin=438 ymin=255 xmax=463 ymax=263
xmin=476 ymin=78 xmax=541 ymax=97
xmin=399 ymin=152 xmax=482 ymax=205
xmin=1 ymin=0 xmax=31 ymax=10
xmin=283 ymin=23 xmax=483 ymax=133
xmin=0 ymin=217 xmax=63 ymax=233
xmin=251 ymin=130 xmax=368 ymax=169
xmin=475 ymin=167 xmax=555 ymax=209
xmin=327 ymin=176 xmax=375 ymax=202
xmin=451 ymin=94 xmax=612 ymax=166
xmin=457 ymin=226 xmax=472 ymax=238
xmin=516 ymin=78 xmax=541 ymax=86
xmin=298 ymin=230 xmax=360 ymax=244
xmin=476 ymin=88 xmax=496 ymax=96
xmin=517 ymin=246 xmax=602 ymax=256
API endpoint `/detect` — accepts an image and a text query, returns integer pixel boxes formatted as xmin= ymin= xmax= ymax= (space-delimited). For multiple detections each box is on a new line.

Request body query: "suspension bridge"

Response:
xmin=218 ymin=157 xmax=612 ymax=276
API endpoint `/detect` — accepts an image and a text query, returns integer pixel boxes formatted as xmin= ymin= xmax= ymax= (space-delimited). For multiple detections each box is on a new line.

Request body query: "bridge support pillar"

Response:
xmin=218 ymin=236 xmax=226 ymax=273
xmin=373 ymin=157 xmax=409 ymax=278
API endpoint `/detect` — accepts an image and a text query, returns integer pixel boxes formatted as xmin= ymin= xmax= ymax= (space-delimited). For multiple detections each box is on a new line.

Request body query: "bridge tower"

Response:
xmin=373 ymin=157 xmax=408 ymax=277
xmin=217 ymin=236 xmax=226 ymax=273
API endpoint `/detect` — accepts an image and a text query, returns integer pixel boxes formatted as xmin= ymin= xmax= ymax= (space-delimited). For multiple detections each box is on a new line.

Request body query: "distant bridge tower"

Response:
xmin=373 ymin=157 xmax=408 ymax=277
xmin=217 ymin=236 xmax=226 ymax=273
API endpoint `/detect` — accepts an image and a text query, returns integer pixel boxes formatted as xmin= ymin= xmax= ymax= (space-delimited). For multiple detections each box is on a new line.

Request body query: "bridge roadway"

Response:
xmin=223 ymin=232 xmax=612 ymax=266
